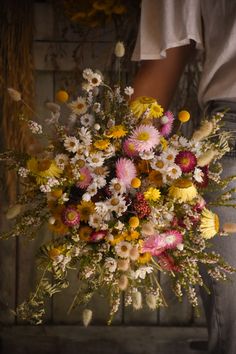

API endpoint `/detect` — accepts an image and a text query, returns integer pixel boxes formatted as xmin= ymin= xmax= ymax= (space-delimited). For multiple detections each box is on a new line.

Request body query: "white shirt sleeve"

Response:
xmin=132 ymin=0 xmax=204 ymax=61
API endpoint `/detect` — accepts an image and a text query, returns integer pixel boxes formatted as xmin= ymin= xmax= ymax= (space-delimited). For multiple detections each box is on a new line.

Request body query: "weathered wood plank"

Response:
xmin=0 ymin=325 xmax=208 ymax=354
xmin=159 ymin=273 xmax=193 ymax=325
xmin=34 ymin=42 xmax=114 ymax=72
xmin=0 ymin=213 xmax=16 ymax=324
xmin=16 ymin=72 xmax=54 ymax=323
xmin=34 ymin=3 xmax=54 ymax=41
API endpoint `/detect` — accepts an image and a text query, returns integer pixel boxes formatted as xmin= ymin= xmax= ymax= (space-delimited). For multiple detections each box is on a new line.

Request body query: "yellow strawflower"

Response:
xmin=27 ymin=158 xmax=62 ymax=185
xmin=77 ymin=201 xmax=95 ymax=222
xmin=138 ymin=252 xmax=152 ymax=264
xmin=130 ymin=96 xmax=163 ymax=119
xmin=168 ymin=178 xmax=197 ymax=202
xmin=200 ymin=208 xmax=220 ymax=239
xmin=144 ymin=187 xmax=161 ymax=202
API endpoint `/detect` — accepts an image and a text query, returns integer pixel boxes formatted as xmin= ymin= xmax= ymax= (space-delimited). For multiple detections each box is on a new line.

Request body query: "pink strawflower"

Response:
xmin=129 ymin=124 xmax=160 ymax=152
xmin=158 ymin=252 xmax=180 ymax=272
xmin=175 ymin=150 xmax=197 ymax=173
xmin=142 ymin=234 xmax=167 ymax=256
xmin=90 ymin=230 xmax=107 ymax=242
xmin=62 ymin=206 xmax=80 ymax=227
xmin=123 ymin=139 xmax=139 ymax=157
xmin=162 ymin=230 xmax=183 ymax=249
xmin=159 ymin=111 xmax=174 ymax=137
xmin=76 ymin=167 xmax=92 ymax=189
xmin=133 ymin=192 xmax=151 ymax=218
xmin=116 ymin=158 xmax=137 ymax=187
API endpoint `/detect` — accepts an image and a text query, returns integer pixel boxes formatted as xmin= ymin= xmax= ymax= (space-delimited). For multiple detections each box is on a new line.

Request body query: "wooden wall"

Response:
xmin=0 ymin=2 xmax=207 ymax=353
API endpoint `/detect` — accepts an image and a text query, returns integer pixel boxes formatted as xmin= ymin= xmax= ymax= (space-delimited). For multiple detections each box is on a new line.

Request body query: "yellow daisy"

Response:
xmin=123 ymin=230 xmax=140 ymax=241
xmin=27 ymin=157 xmax=62 ymax=185
xmin=94 ymin=139 xmax=110 ymax=150
xmin=200 ymin=208 xmax=220 ymax=239
xmin=144 ymin=187 xmax=161 ymax=202
xmin=168 ymin=178 xmax=197 ymax=202
xmin=77 ymin=201 xmax=95 ymax=222
xmin=110 ymin=233 xmax=124 ymax=246
xmin=106 ymin=125 xmax=127 ymax=138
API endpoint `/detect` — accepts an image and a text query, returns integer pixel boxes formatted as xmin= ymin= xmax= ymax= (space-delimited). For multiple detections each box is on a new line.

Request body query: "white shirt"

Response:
xmin=132 ymin=0 xmax=236 ymax=108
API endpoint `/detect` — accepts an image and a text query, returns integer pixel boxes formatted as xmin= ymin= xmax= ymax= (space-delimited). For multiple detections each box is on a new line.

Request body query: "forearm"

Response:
xmin=132 ymin=43 xmax=196 ymax=110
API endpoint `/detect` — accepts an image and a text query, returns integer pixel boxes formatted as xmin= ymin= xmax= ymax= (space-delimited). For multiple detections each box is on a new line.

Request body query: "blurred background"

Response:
xmin=0 ymin=1 xmax=206 ymax=353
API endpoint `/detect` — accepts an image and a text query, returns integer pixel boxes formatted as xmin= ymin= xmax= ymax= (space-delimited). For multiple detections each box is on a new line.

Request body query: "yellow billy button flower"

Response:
xmin=144 ymin=187 xmax=161 ymax=202
xmin=129 ymin=216 xmax=140 ymax=229
xmin=200 ymin=208 xmax=220 ymax=239
xmin=131 ymin=177 xmax=141 ymax=188
xmin=55 ymin=90 xmax=69 ymax=103
xmin=93 ymin=139 xmax=110 ymax=150
xmin=178 ymin=110 xmax=190 ymax=123
xmin=168 ymin=178 xmax=197 ymax=203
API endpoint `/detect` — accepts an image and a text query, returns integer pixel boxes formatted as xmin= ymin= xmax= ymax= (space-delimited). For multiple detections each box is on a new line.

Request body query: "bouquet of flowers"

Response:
xmin=1 ymin=63 xmax=236 ymax=326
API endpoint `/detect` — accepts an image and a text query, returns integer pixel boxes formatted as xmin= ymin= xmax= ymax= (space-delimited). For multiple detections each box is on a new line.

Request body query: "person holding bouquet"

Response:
xmin=132 ymin=1 xmax=236 ymax=353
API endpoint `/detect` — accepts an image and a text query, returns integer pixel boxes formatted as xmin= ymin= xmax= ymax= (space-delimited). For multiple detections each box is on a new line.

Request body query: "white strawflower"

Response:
xmin=88 ymin=213 xmax=103 ymax=228
xmin=48 ymin=216 xmax=56 ymax=225
xmin=7 ymin=88 xmax=21 ymax=101
xmin=124 ymin=86 xmax=134 ymax=96
xmin=64 ymin=136 xmax=79 ymax=153
xmin=115 ymin=41 xmax=125 ymax=58
xmin=132 ymin=291 xmax=142 ymax=310
xmin=139 ymin=150 xmax=155 ymax=160
xmin=82 ymin=309 xmax=93 ymax=327
xmin=167 ymin=164 xmax=182 ymax=180
xmin=82 ymin=192 xmax=91 ymax=201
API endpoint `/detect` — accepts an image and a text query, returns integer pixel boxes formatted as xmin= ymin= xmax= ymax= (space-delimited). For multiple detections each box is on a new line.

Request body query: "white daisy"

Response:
xmin=115 ymin=241 xmax=132 ymax=258
xmin=64 ymin=136 xmax=79 ymax=153
xmin=88 ymin=213 xmax=103 ymax=228
xmin=108 ymin=195 xmax=127 ymax=213
xmin=193 ymin=167 xmax=204 ymax=183
xmin=124 ymin=86 xmax=134 ymax=96
xmin=92 ymin=175 xmax=106 ymax=189
xmin=87 ymin=152 xmax=105 ymax=167
xmin=104 ymin=257 xmax=117 ymax=273
xmin=161 ymin=147 xmax=178 ymax=163
xmin=69 ymin=96 xmax=87 ymax=115
xmin=178 ymin=136 xmax=190 ymax=148
xmin=88 ymin=72 xmax=103 ymax=87
xmin=150 ymin=156 xmax=168 ymax=172
xmin=103 ymin=144 xmax=116 ymax=158
xmin=82 ymin=192 xmax=91 ymax=201
xmin=79 ymin=127 xmax=92 ymax=145
xmin=109 ymin=178 xmax=126 ymax=195
xmin=95 ymin=201 xmax=109 ymax=218
xmin=114 ymin=221 xmax=125 ymax=231
xmin=167 ymin=164 xmax=182 ymax=179
xmin=80 ymin=114 xmax=95 ymax=127
xmin=139 ymin=150 xmax=155 ymax=160
xmin=82 ymin=68 xmax=93 ymax=80
xmin=55 ymin=154 xmax=69 ymax=169
xmin=86 ymin=182 xmax=98 ymax=196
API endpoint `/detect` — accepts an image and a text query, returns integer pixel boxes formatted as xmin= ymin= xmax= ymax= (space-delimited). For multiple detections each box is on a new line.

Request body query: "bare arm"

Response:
xmin=132 ymin=42 xmax=196 ymax=110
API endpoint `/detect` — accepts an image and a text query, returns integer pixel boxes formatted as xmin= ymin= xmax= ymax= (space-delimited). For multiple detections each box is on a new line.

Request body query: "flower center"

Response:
xmin=77 ymin=103 xmax=84 ymax=109
xmin=67 ymin=211 xmax=77 ymax=221
xmin=214 ymin=214 xmax=220 ymax=232
xmin=156 ymin=160 xmax=164 ymax=168
xmin=114 ymin=183 xmax=121 ymax=191
xmin=137 ymin=132 xmax=150 ymax=141
xmin=38 ymin=160 xmax=51 ymax=171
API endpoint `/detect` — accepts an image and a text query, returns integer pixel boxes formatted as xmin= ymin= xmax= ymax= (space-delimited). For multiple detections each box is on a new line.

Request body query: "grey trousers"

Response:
xmin=200 ymin=101 xmax=236 ymax=354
